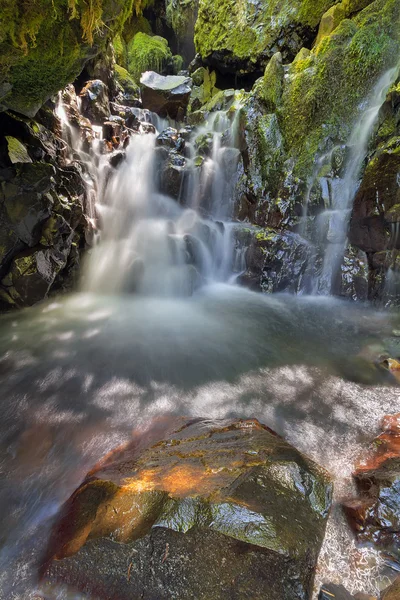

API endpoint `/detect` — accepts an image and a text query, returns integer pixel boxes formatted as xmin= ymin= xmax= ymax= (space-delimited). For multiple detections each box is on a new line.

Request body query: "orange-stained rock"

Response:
xmin=343 ymin=413 xmax=400 ymax=567
xmin=381 ymin=577 xmax=400 ymax=600
xmin=41 ymin=417 xmax=333 ymax=600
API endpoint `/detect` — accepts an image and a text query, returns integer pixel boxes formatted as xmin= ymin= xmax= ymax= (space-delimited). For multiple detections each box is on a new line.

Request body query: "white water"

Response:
xmin=82 ymin=107 xmax=242 ymax=296
xmin=1 ymin=82 xmax=400 ymax=600
xmin=308 ymin=66 xmax=399 ymax=295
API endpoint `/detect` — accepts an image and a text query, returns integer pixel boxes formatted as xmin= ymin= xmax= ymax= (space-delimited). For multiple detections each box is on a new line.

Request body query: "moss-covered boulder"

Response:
xmin=0 ymin=0 xmax=144 ymax=117
xmin=280 ymin=0 xmax=400 ymax=179
xmin=127 ymin=32 xmax=173 ymax=81
xmin=41 ymin=417 xmax=332 ymax=600
xmin=194 ymin=0 xmax=340 ymax=74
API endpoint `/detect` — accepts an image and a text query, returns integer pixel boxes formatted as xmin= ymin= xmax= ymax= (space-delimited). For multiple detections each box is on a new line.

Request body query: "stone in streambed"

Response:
xmin=79 ymin=80 xmax=110 ymax=125
xmin=41 ymin=417 xmax=332 ymax=600
xmin=343 ymin=413 xmax=400 ymax=565
xmin=140 ymin=71 xmax=192 ymax=119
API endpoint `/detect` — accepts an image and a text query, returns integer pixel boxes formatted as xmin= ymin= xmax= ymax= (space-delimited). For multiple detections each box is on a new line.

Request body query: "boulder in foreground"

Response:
xmin=42 ymin=417 xmax=333 ymax=599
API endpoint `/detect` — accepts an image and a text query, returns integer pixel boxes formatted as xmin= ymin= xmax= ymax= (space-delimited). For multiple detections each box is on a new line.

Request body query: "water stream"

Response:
xmin=303 ymin=66 xmax=399 ymax=296
xmin=0 ymin=82 xmax=400 ymax=599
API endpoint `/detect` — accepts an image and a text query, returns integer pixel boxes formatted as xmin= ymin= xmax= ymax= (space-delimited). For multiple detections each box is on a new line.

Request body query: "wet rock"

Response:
xmin=319 ymin=583 xmax=356 ymax=600
xmin=194 ymin=132 xmax=213 ymax=156
xmin=140 ymin=72 xmax=192 ymax=119
xmin=343 ymin=413 xmax=400 ymax=565
xmin=240 ymin=229 xmax=312 ymax=294
xmin=381 ymin=577 xmax=400 ymax=600
xmin=79 ymin=80 xmax=110 ymax=125
xmin=42 ymin=417 xmax=332 ymax=600
xmin=0 ymin=242 xmax=71 ymax=307
xmin=160 ymin=151 xmax=186 ymax=200
xmin=0 ymin=109 xmax=85 ymax=308
xmin=156 ymin=128 xmax=185 ymax=152
xmin=339 ymin=244 xmax=369 ymax=301
xmin=109 ymin=151 xmax=126 ymax=169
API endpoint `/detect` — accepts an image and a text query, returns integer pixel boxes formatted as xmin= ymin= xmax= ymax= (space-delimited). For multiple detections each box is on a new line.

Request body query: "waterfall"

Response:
xmin=308 ymin=66 xmax=399 ymax=296
xmin=79 ymin=108 xmax=242 ymax=296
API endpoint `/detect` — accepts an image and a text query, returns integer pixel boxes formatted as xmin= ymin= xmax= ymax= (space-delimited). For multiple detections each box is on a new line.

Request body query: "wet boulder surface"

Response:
xmin=41 ymin=417 xmax=333 ymax=599
xmin=140 ymin=72 xmax=193 ymax=119
xmin=343 ymin=413 xmax=400 ymax=565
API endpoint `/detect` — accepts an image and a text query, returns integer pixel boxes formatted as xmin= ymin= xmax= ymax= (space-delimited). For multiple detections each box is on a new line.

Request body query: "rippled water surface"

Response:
xmin=0 ymin=284 xmax=400 ymax=598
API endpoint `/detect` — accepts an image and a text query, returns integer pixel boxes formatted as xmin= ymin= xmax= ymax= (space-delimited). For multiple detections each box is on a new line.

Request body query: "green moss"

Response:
xmin=194 ymin=0 xmax=338 ymax=68
xmin=253 ymin=52 xmax=284 ymax=112
xmin=172 ymin=54 xmax=184 ymax=74
xmin=114 ymin=64 xmax=139 ymax=94
xmin=127 ymin=32 xmax=172 ymax=80
xmin=6 ymin=136 xmax=32 ymax=164
xmin=0 ymin=0 xmax=138 ymax=116
xmin=280 ymin=0 xmax=400 ymax=178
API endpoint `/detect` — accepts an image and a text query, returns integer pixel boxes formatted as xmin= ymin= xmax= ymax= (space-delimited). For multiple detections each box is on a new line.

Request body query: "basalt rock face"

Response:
xmin=349 ymin=80 xmax=400 ymax=303
xmin=41 ymin=417 xmax=333 ymax=600
xmin=0 ymin=109 xmax=86 ymax=308
xmin=343 ymin=413 xmax=400 ymax=566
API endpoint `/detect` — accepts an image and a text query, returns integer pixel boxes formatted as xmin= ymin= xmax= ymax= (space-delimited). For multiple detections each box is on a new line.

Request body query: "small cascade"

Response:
xmin=305 ymin=66 xmax=399 ymax=296
xmin=82 ymin=106 xmax=242 ymax=296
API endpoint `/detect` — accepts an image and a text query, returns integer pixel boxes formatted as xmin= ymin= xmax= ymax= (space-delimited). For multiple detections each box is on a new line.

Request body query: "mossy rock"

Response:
xmin=127 ymin=32 xmax=172 ymax=81
xmin=252 ymin=52 xmax=284 ymax=113
xmin=280 ymin=0 xmax=400 ymax=179
xmin=314 ymin=3 xmax=346 ymax=46
xmin=114 ymin=64 xmax=140 ymax=95
xmin=0 ymin=0 xmax=145 ymax=117
xmin=42 ymin=417 xmax=332 ymax=600
xmin=194 ymin=0 xmax=340 ymax=74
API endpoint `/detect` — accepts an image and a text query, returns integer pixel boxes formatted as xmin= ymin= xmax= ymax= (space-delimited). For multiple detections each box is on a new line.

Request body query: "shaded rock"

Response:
xmin=140 ymin=71 xmax=192 ymax=119
xmin=42 ymin=417 xmax=332 ymax=600
xmin=160 ymin=151 xmax=186 ymax=200
xmin=165 ymin=0 xmax=199 ymax=62
xmin=79 ymin=80 xmax=110 ymax=125
xmin=156 ymin=127 xmax=185 ymax=152
xmin=343 ymin=413 xmax=400 ymax=565
xmin=240 ymin=229 xmax=311 ymax=294
xmin=0 ymin=109 xmax=85 ymax=307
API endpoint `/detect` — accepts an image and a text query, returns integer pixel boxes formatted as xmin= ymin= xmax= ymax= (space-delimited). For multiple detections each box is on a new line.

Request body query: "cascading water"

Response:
xmin=82 ymin=107 xmax=243 ymax=296
xmin=1 ymin=78 xmax=400 ymax=600
xmin=304 ymin=66 xmax=399 ymax=296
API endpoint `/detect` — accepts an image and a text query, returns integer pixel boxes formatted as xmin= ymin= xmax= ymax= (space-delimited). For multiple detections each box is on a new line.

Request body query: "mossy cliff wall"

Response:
xmin=0 ymin=0 xmax=149 ymax=117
